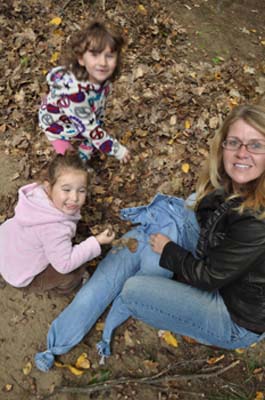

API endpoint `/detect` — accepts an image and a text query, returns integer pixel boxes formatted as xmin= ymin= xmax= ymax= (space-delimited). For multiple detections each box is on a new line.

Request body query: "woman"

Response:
xmin=35 ymin=104 xmax=265 ymax=371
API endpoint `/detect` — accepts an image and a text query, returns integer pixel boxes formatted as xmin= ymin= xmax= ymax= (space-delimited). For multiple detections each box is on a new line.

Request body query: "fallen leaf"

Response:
xmin=14 ymin=89 xmax=25 ymax=104
xmin=0 ymin=124 xmax=6 ymax=134
xmin=96 ymin=322 xmax=105 ymax=331
xmin=49 ymin=17 xmax=62 ymax=26
xmin=143 ymin=360 xmax=159 ymax=369
xmin=3 ymin=384 xmax=13 ymax=392
xmin=22 ymin=361 xmax=32 ymax=376
xmin=137 ymin=4 xmax=147 ymax=15
xmin=207 ymin=354 xmax=225 ymax=365
xmin=158 ymin=330 xmax=178 ymax=348
xmin=112 ymin=237 xmax=138 ymax=253
xmin=182 ymin=335 xmax=199 ymax=344
xmin=75 ymin=353 xmax=90 ymax=370
xmin=50 ymin=52 xmax=60 ymax=65
xmin=214 ymin=72 xmax=222 ymax=80
xmin=184 ymin=119 xmax=191 ymax=129
xmin=105 ymin=196 xmax=113 ymax=204
xmin=243 ymin=65 xmax=255 ymax=74
xmin=235 ymin=348 xmax=245 ymax=354
xmin=124 ymin=329 xmax=134 ymax=347
xmin=255 ymin=392 xmax=264 ymax=400
xmin=54 ymin=361 xmax=85 ymax=376
xmin=181 ymin=163 xmax=190 ymax=173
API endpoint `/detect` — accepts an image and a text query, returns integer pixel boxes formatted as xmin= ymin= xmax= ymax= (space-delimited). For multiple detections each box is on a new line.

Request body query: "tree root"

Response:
xmin=47 ymin=360 xmax=240 ymax=397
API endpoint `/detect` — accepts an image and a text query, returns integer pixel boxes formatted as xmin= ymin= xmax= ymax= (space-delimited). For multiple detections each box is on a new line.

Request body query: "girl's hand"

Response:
xmin=149 ymin=233 xmax=171 ymax=254
xmin=95 ymin=228 xmax=115 ymax=245
xmin=120 ymin=149 xmax=131 ymax=164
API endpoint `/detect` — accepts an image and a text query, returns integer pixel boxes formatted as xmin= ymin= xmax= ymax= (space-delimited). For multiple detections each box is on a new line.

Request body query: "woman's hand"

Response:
xmin=96 ymin=228 xmax=115 ymax=245
xmin=149 ymin=233 xmax=171 ymax=254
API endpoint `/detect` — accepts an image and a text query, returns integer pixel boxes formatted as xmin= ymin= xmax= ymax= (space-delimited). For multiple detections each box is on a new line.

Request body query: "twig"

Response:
xmin=62 ymin=0 xmax=72 ymax=10
xmin=50 ymin=360 xmax=240 ymax=396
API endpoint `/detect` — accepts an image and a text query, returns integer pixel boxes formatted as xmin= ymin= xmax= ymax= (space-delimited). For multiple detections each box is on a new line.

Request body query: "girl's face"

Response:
xmin=223 ymin=118 xmax=265 ymax=191
xmin=78 ymin=45 xmax=118 ymax=84
xmin=46 ymin=169 xmax=88 ymax=215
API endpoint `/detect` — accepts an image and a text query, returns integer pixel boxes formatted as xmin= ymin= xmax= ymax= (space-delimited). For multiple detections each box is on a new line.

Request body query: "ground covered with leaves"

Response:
xmin=0 ymin=0 xmax=265 ymax=399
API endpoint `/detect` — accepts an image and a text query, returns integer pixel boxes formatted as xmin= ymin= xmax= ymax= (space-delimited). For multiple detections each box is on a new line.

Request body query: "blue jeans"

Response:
xmin=35 ymin=195 xmax=199 ymax=371
xmin=116 ymin=276 xmax=264 ymax=350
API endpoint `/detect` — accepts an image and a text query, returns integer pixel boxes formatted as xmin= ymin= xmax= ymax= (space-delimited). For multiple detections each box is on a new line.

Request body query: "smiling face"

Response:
xmin=223 ymin=119 xmax=265 ymax=191
xmin=78 ymin=45 xmax=117 ymax=84
xmin=47 ymin=168 xmax=88 ymax=215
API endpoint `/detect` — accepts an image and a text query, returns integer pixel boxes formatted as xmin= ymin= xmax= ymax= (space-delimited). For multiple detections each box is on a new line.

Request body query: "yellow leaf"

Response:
xmin=121 ymin=130 xmax=132 ymax=145
xmin=54 ymin=361 xmax=85 ymax=375
xmin=181 ymin=163 xmax=190 ymax=174
xmin=75 ymin=353 xmax=90 ymax=370
xmin=22 ymin=362 xmax=32 ymax=376
xmin=53 ymin=29 xmax=64 ymax=37
xmin=136 ymin=129 xmax=148 ymax=137
xmin=255 ymin=392 xmax=264 ymax=400
xmin=54 ymin=360 xmax=65 ymax=368
xmin=96 ymin=322 xmax=105 ymax=331
xmin=50 ymin=52 xmax=60 ymax=65
xmin=105 ymin=196 xmax=113 ymax=204
xmin=229 ymin=98 xmax=238 ymax=108
xmin=159 ymin=330 xmax=178 ymax=348
xmin=68 ymin=365 xmax=85 ymax=375
xmin=261 ymin=40 xmax=265 ymax=46
xmin=207 ymin=354 xmax=225 ymax=365
xmin=124 ymin=329 xmax=135 ymax=347
xmin=49 ymin=17 xmax=62 ymax=26
xmin=235 ymin=348 xmax=245 ymax=354
xmin=137 ymin=4 xmax=147 ymax=15
xmin=184 ymin=119 xmax=191 ymax=129
xmin=214 ymin=72 xmax=222 ymax=80
xmin=3 ymin=384 xmax=13 ymax=392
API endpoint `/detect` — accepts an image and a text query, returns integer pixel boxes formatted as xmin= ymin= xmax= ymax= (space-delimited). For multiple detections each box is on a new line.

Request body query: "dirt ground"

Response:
xmin=1 ymin=0 xmax=265 ymax=399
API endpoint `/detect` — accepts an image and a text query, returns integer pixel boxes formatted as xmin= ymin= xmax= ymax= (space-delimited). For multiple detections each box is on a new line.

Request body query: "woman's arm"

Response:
xmin=159 ymin=214 xmax=265 ymax=290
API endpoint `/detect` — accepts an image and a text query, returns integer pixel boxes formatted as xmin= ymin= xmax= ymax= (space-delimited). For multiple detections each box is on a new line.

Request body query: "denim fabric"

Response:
xmin=97 ymin=195 xmax=200 ymax=357
xmin=35 ymin=194 xmax=199 ymax=371
xmin=117 ymin=276 xmax=264 ymax=349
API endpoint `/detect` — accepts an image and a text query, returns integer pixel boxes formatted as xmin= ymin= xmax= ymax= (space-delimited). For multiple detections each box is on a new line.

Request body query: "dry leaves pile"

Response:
xmin=0 ymin=0 xmax=265 ymax=399
xmin=1 ymin=0 xmax=264 ymax=232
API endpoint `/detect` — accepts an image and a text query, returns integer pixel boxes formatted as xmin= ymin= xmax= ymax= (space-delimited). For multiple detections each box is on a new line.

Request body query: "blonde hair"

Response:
xmin=196 ymin=104 xmax=265 ymax=217
xmin=62 ymin=21 xmax=125 ymax=81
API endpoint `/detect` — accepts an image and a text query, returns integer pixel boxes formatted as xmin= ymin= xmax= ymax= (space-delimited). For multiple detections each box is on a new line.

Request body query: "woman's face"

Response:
xmin=223 ymin=118 xmax=265 ymax=191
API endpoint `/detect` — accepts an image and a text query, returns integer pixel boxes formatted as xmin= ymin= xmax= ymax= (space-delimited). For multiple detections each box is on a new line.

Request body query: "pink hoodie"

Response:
xmin=0 ymin=183 xmax=101 ymax=287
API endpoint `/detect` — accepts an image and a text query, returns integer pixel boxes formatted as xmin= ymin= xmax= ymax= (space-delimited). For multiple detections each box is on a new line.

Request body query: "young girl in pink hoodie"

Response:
xmin=0 ymin=153 xmax=115 ymax=294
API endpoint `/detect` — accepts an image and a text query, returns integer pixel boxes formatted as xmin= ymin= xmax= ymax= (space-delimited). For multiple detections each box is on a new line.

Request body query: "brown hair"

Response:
xmin=42 ymin=152 xmax=88 ymax=187
xmin=62 ymin=21 xmax=125 ymax=81
xmin=196 ymin=103 xmax=265 ymax=217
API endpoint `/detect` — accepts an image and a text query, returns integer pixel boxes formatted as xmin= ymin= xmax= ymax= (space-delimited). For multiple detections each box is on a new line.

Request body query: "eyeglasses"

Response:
xmin=222 ymin=137 xmax=265 ymax=154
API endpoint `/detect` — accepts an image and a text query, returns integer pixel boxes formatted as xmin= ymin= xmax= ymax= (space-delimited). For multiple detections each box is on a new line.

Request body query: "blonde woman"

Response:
xmin=36 ymin=104 xmax=265 ymax=370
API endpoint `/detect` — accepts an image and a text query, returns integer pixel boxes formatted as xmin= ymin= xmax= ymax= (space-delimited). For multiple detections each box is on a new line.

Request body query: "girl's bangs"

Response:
xmin=87 ymin=33 xmax=116 ymax=53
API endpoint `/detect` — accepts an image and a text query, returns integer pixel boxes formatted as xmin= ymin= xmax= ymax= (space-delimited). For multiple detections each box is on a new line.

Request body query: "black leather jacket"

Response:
xmin=160 ymin=190 xmax=265 ymax=333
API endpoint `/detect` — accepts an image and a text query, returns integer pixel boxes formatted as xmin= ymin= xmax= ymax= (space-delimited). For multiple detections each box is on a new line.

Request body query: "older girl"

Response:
xmin=39 ymin=21 xmax=130 ymax=163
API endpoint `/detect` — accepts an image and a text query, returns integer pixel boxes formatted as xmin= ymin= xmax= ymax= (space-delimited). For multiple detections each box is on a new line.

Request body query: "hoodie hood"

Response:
xmin=15 ymin=183 xmax=81 ymax=227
